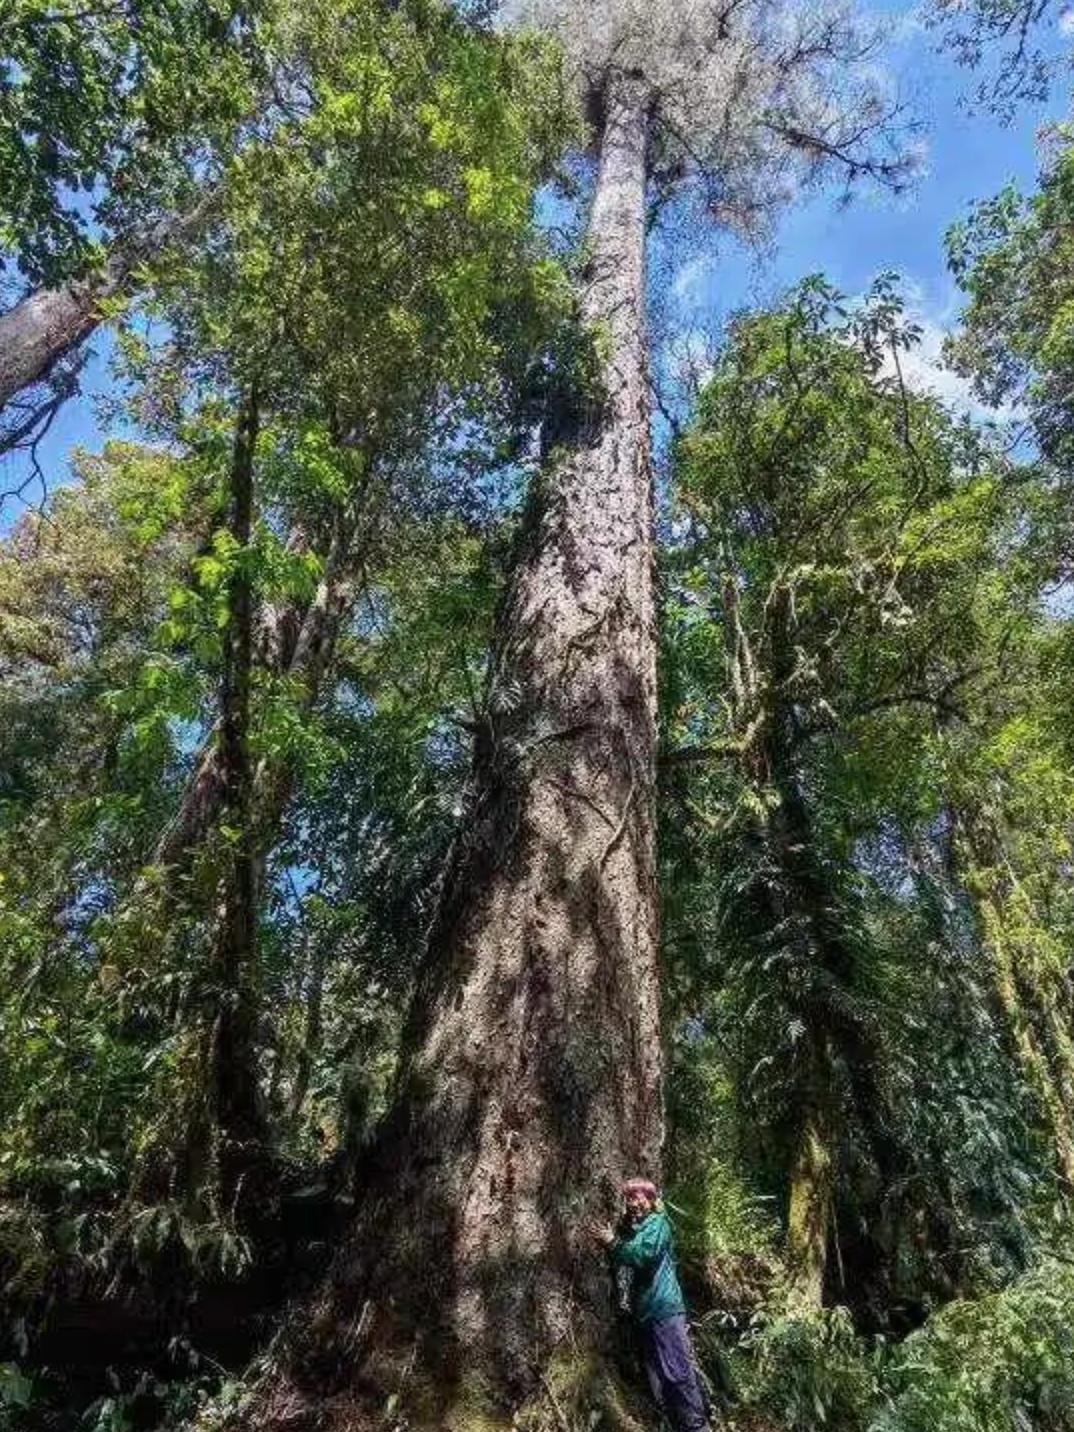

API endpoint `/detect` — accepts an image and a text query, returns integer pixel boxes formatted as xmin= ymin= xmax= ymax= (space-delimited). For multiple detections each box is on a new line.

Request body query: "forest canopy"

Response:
xmin=2 ymin=1 xmax=1074 ymax=1431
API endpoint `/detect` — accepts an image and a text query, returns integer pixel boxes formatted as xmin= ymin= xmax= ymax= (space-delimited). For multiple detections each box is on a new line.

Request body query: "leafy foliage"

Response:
xmin=876 ymin=1259 xmax=1074 ymax=1432
xmin=0 ymin=0 xmax=270 ymax=288
xmin=947 ymin=132 xmax=1074 ymax=482
xmin=661 ymin=278 xmax=1070 ymax=1362
xmin=4 ymin=1 xmax=1074 ymax=1427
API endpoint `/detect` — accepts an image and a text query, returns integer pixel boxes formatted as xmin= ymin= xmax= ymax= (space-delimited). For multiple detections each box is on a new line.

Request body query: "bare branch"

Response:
xmin=514 ymin=0 xmax=917 ymax=235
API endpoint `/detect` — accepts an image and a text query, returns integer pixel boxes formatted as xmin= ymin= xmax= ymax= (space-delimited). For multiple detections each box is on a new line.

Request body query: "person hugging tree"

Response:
xmin=590 ymin=1178 xmax=711 ymax=1432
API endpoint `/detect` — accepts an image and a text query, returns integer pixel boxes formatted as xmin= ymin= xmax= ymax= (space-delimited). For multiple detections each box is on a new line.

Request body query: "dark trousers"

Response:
xmin=639 ymin=1314 xmax=709 ymax=1432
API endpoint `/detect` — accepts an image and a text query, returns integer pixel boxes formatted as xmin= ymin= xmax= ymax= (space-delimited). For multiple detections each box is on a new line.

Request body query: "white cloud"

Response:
xmin=876 ymin=283 xmax=1015 ymax=424
xmin=671 ymin=255 xmax=715 ymax=305
xmin=1059 ymin=9 xmax=1074 ymax=34
xmin=888 ymin=317 xmax=977 ymax=407
xmin=888 ymin=7 xmax=929 ymax=44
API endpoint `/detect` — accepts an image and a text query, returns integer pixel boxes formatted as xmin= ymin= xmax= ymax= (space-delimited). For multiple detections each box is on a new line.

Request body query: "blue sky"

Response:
xmin=658 ymin=6 xmax=1071 ymax=409
xmin=2 ymin=4 xmax=1071 ymax=526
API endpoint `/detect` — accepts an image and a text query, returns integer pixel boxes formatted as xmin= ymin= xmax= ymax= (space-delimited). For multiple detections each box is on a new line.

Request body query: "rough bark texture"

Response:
xmin=0 ymin=195 xmax=216 ymax=411
xmin=0 ymin=280 xmax=107 ymax=413
xmin=241 ymin=72 xmax=663 ymax=1430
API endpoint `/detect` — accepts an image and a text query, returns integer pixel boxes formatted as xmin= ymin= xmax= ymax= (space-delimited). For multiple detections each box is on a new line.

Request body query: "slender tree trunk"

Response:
xmin=154 ymin=739 xmax=230 ymax=878
xmin=211 ymin=381 xmax=264 ymax=1167
xmin=175 ymin=387 xmax=267 ymax=1210
xmin=244 ymin=71 xmax=662 ymax=1429
xmin=290 ymin=935 xmax=328 ymax=1125
xmin=150 ymin=504 xmax=363 ymax=881
xmin=786 ymin=1040 xmax=835 ymax=1308
xmin=955 ymin=810 xmax=1074 ymax=1190
xmin=0 ymin=194 xmax=216 ymax=411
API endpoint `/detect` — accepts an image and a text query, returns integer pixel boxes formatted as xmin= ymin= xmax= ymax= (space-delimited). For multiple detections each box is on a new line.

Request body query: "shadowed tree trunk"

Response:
xmin=786 ymin=1039 xmax=835 ymax=1307
xmin=723 ymin=579 xmax=902 ymax=1307
xmin=239 ymin=69 xmax=664 ymax=1429
xmin=177 ymin=384 xmax=267 ymax=1208
xmin=211 ymin=381 xmax=264 ymax=1170
xmin=289 ymin=932 xmax=328 ymax=1126
xmin=0 ymin=194 xmax=216 ymax=412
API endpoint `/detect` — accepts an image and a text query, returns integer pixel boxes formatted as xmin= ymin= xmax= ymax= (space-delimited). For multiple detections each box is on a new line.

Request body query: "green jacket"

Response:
xmin=610 ymin=1208 xmax=686 ymax=1324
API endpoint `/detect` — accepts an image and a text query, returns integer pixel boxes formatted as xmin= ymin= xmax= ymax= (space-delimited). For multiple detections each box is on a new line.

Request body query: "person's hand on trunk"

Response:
xmin=587 ymin=1220 xmax=616 ymax=1247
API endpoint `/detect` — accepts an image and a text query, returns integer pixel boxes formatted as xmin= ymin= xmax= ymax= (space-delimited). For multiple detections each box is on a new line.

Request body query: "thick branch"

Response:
xmin=0 ymin=190 xmax=217 ymax=412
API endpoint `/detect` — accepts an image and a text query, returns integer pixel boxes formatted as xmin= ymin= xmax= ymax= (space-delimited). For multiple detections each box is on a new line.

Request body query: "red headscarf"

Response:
xmin=622 ymin=1177 xmax=658 ymax=1201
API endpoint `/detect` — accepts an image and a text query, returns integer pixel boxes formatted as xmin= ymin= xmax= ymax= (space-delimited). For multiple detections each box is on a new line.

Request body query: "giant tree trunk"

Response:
xmin=0 ymin=195 xmax=216 ymax=412
xmin=726 ymin=581 xmax=901 ymax=1307
xmin=243 ymin=71 xmax=663 ymax=1430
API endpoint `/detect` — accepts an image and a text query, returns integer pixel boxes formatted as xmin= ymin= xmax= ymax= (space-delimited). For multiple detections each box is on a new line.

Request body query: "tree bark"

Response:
xmin=786 ymin=1041 xmax=835 ymax=1308
xmin=289 ymin=933 xmax=328 ymax=1125
xmin=762 ymin=777 xmax=843 ymax=1307
xmin=210 ymin=381 xmax=264 ymax=1166
xmin=242 ymin=71 xmax=663 ymax=1429
xmin=0 ymin=194 xmax=216 ymax=412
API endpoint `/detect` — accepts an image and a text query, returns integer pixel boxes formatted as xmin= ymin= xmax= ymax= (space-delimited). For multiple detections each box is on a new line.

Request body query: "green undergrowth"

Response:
xmin=696 ymin=1256 xmax=1074 ymax=1432
xmin=6 ymin=1263 xmax=1074 ymax=1432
